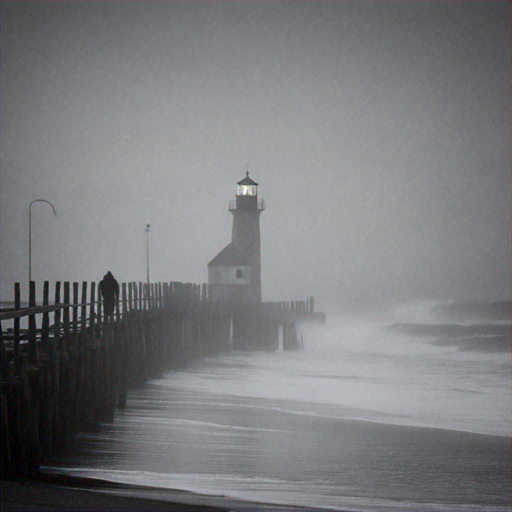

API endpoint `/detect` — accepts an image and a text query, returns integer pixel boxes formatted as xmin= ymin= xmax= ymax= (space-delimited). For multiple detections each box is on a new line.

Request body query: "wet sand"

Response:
xmin=37 ymin=388 xmax=512 ymax=511
xmin=1 ymin=474 xmax=330 ymax=512
xmin=4 ymin=413 xmax=511 ymax=511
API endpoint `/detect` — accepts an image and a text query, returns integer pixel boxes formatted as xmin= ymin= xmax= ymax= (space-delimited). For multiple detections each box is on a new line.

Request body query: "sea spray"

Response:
xmin=43 ymin=299 xmax=511 ymax=511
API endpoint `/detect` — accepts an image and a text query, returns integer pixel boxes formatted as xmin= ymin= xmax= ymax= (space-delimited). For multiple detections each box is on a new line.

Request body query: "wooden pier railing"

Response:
xmin=1 ymin=280 xmax=233 ymax=477
xmin=1 ymin=280 xmax=322 ymax=477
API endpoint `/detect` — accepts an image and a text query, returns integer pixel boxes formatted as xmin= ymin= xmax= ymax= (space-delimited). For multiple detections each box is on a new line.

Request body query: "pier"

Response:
xmin=1 ymin=280 xmax=324 ymax=478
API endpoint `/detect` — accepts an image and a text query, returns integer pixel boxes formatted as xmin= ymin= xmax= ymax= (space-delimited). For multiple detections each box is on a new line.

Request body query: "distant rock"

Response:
xmin=385 ymin=322 xmax=511 ymax=353
xmin=430 ymin=300 xmax=511 ymax=322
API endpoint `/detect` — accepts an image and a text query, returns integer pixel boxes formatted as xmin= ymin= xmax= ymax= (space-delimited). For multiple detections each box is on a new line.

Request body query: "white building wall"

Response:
xmin=208 ymin=265 xmax=251 ymax=286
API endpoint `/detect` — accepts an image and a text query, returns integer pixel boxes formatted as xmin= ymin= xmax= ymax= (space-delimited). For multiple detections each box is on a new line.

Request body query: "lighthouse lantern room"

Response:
xmin=237 ymin=172 xmax=258 ymax=196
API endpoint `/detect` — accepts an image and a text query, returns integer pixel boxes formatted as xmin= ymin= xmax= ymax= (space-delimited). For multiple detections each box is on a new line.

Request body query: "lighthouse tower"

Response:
xmin=208 ymin=172 xmax=265 ymax=302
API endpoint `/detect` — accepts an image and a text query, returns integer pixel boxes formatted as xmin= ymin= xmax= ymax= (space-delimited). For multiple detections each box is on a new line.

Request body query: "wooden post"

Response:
xmin=53 ymin=281 xmax=61 ymax=351
xmin=139 ymin=282 xmax=144 ymax=310
xmin=14 ymin=283 xmax=21 ymax=375
xmin=72 ymin=282 xmax=79 ymax=335
xmin=158 ymin=283 xmax=163 ymax=309
xmin=41 ymin=281 xmax=50 ymax=346
xmin=89 ymin=282 xmax=96 ymax=334
xmin=63 ymin=282 xmax=70 ymax=340
xmin=80 ymin=282 xmax=87 ymax=333
xmin=28 ymin=281 xmax=37 ymax=365
xmin=133 ymin=284 xmax=138 ymax=314
xmin=1 ymin=321 xmax=7 ymax=377
xmin=96 ymin=281 xmax=102 ymax=328
xmin=128 ymin=282 xmax=133 ymax=313
xmin=122 ymin=283 xmax=127 ymax=318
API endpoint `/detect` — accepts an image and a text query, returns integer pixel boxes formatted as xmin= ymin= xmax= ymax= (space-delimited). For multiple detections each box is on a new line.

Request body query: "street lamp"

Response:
xmin=145 ymin=223 xmax=151 ymax=286
xmin=29 ymin=199 xmax=57 ymax=282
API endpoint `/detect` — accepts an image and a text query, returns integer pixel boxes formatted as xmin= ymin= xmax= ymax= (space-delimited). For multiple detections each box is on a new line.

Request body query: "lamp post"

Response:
xmin=29 ymin=199 xmax=57 ymax=282
xmin=145 ymin=223 xmax=151 ymax=286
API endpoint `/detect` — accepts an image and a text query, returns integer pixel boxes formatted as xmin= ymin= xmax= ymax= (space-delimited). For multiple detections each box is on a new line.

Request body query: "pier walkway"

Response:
xmin=1 ymin=280 xmax=323 ymax=477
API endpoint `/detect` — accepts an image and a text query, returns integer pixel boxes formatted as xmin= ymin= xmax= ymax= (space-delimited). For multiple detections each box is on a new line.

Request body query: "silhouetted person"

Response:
xmin=99 ymin=271 xmax=119 ymax=319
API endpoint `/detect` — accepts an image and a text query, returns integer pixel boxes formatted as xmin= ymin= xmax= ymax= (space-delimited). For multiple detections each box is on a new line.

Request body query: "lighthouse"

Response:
xmin=208 ymin=171 xmax=265 ymax=302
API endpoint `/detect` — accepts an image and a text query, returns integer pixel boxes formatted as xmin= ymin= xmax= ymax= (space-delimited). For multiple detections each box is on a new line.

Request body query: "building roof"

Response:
xmin=237 ymin=171 xmax=258 ymax=187
xmin=207 ymin=242 xmax=249 ymax=267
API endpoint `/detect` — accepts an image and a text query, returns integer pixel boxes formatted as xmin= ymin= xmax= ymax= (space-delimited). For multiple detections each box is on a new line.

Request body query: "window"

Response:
xmin=236 ymin=269 xmax=243 ymax=279
xmin=238 ymin=184 xmax=257 ymax=196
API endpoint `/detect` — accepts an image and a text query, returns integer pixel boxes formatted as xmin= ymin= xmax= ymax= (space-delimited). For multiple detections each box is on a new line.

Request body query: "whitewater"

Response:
xmin=43 ymin=300 xmax=511 ymax=511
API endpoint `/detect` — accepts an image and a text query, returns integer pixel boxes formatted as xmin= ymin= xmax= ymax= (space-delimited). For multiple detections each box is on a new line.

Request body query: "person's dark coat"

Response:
xmin=99 ymin=271 xmax=119 ymax=317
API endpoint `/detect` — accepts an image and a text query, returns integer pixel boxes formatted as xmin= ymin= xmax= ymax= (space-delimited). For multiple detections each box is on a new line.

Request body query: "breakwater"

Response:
xmin=1 ymin=280 xmax=322 ymax=477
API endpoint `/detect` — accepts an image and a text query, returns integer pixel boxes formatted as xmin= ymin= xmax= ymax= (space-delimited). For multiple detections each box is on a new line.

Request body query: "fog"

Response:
xmin=1 ymin=1 xmax=510 ymax=309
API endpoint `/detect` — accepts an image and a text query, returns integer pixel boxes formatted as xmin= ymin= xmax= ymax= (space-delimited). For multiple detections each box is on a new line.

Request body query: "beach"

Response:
xmin=4 ymin=410 xmax=510 ymax=512
xmin=2 ymin=477 xmax=228 ymax=512
xmin=2 ymin=475 xmax=331 ymax=512
xmin=5 ymin=306 xmax=511 ymax=512
xmin=36 ymin=387 xmax=511 ymax=512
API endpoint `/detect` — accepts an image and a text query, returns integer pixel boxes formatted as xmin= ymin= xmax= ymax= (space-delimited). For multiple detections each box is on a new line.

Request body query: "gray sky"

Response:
xmin=1 ymin=1 xmax=510 ymax=309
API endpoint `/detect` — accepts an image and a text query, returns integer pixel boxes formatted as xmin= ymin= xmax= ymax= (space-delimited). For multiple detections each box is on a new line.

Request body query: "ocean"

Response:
xmin=42 ymin=299 xmax=511 ymax=511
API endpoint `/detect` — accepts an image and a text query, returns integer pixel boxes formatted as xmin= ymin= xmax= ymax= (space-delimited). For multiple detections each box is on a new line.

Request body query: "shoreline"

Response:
xmin=1 ymin=474 xmax=332 ymax=512
xmin=30 ymin=394 xmax=510 ymax=512
xmin=3 ymin=419 xmax=510 ymax=512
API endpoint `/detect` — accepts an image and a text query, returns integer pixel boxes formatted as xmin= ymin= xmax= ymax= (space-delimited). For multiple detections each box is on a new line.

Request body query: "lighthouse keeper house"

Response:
xmin=207 ymin=172 xmax=265 ymax=303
